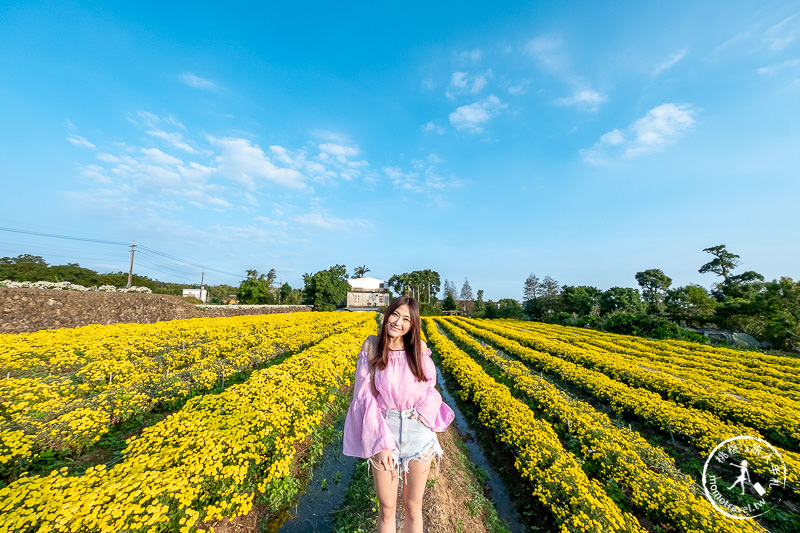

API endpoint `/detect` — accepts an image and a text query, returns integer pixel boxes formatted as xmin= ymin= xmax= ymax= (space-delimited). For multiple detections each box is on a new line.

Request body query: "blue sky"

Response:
xmin=1 ymin=1 xmax=799 ymax=299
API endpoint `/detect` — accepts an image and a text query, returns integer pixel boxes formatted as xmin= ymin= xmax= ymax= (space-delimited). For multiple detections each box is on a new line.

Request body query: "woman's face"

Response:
xmin=386 ymin=304 xmax=412 ymax=339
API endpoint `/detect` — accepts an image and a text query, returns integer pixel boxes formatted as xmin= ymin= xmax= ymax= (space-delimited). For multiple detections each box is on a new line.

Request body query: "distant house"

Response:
xmin=182 ymin=288 xmax=208 ymax=303
xmin=346 ymin=277 xmax=391 ymax=308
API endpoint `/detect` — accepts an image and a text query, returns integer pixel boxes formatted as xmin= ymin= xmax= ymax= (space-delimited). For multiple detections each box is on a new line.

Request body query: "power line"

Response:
xmin=0 ymin=226 xmax=129 ymax=246
xmin=0 ymin=225 xmax=247 ymax=282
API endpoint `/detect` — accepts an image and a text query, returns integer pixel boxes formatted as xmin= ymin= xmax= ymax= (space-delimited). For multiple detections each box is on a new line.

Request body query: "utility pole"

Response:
xmin=200 ymin=271 xmax=205 ymax=303
xmin=126 ymin=241 xmax=136 ymax=288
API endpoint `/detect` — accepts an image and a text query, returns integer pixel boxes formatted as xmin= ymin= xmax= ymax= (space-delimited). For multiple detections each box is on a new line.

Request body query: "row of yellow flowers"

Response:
xmin=437 ymin=318 xmax=765 ymax=533
xmin=0 ymin=313 xmax=375 ymax=533
xmin=500 ymin=320 xmax=800 ymax=404
xmin=454 ymin=318 xmax=800 ymax=492
xmin=0 ymin=313 xmax=363 ymax=471
xmin=421 ymin=318 xmax=644 ymax=533
xmin=474 ymin=319 xmax=800 ymax=452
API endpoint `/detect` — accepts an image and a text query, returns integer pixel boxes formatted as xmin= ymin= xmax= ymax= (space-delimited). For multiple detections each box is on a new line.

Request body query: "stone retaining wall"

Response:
xmin=0 ymin=287 xmax=310 ymax=334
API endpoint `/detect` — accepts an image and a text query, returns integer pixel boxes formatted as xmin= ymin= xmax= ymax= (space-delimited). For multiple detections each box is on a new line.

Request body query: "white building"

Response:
xmin=182 ymin=288 xmax=208 ymax=303
xmin=346 ymin=277 xmax=391 ymax=308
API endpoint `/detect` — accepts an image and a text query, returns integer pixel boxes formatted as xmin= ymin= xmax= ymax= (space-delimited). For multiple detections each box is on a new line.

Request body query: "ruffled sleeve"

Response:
xmin=342 ymin=351 xmax=396 ymax=458
xmin=415 ymin=349 xmax=455 ymax=432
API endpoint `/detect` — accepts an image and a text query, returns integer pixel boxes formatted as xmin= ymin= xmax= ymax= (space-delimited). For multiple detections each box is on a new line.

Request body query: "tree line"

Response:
xmin=520 ymin=245 xmax=799 ymax=353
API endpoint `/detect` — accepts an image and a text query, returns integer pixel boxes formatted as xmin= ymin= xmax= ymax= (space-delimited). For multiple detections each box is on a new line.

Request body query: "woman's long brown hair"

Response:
xmin=370 ymin=295 xmax=427 ymax=395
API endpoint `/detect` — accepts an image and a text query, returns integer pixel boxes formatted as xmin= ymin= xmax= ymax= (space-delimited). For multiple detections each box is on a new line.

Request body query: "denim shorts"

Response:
xmin=369 ymin=406 xmax=443 ymax=482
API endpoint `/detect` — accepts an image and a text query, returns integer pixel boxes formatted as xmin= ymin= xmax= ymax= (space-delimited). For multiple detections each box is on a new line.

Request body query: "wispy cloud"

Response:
xmin=383 ymin=154 xmax=455 ymax=193
xmin=756 ymin=58 xmax=800 ymax=75
xmin=581 ymin=103 xmax=697 ymax=164
xmin=146 ymin=129 xmax=196 ymax=153
xmin=446 ymin=70 xmax=492 ymax=98
xmin=67 ymin=135 xmax=95 ymax=149
xmin=525 ymin=35 xmax=567 ymax=74
xmin=652 ymin=49 xmax=688 ymax=77
xmin=525 ymin=34 xmax=606 ymax=111
xmin=180 ymin=72 xmax=217 ymax=90
xmin=449 ymin=95 xmax=507 ymax=133
xmin=556 ymin=88 xmax=607 ymax=112
xmin=765 ymin=12 xmax=800 ymax=51
xmin=423 ymin=121 xmax=446 ymax=135
xmin=213 ymin=137 xmax=307 ymax=190
xmin=294 ymin=211 xmax=368 ymax=231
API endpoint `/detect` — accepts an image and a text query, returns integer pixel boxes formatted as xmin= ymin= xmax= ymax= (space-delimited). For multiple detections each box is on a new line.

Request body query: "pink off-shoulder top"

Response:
xmin=342 ymin=346 xmax=455 ymax=459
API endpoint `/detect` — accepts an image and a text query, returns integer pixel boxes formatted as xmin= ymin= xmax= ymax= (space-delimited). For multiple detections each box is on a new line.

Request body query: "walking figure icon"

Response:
xmin=727 ymin=460 xmax=766 ymax=496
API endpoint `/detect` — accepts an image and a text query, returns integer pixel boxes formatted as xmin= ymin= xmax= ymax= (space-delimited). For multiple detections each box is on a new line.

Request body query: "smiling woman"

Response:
xmin=343 ymin=295 xmax=455 ymax=533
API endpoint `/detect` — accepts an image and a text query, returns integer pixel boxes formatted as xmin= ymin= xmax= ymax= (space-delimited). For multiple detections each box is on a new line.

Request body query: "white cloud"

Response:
xmin=81 ymin=164 xmax=111 ymax=183
xmin=652 ymin=49 xmax=688 ymax=77
xmin=147 ymin=129 xmax=196 ymax=153
xmin=97 ymin=153 xmax=121 ymax=163
xmin=67 ymin=135 xmax=95 ymax=149
xmin=446 ymin=70 xmax=492 ymax=98
xmin=423 ymin=122 xmax=445 ymax=135
xmin=213 ymin=137 xmax=307 ymax=189
xmin=525 ymin=35 xmax=566 ymax=73
xmin=142 ymin=148 xmax=183 ymax=166
xmin=757 ymin=58 xmax=800 ymax=75
xmin=765 ymin=13 xmax=800 ymax=51
xmin=556 ymin=88 xmax=607 ymax=111
xmin=508 ymin=82 xmax=528 ymax=96
xmin=319 ymin=142 xmax=360 ymax=161
xmin=383 ymin=154 xmax=455 ymax=193
xmin=581 ymin=103 xmax=696 ymax=164
xmin=525 ymin=35 xmax=607 ymax=111
xmin=180 ymin=72 xmax=216 ymax=90
xmin=449 ymin=95 xmax=507 ymax=133
xmin=294 ymin=211 xmax=368 ymax=231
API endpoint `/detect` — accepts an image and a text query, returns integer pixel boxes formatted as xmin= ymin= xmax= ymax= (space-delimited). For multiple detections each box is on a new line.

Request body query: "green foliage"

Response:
xmin=599 ymin=287 xmax=646 ymax=316
xmin=496 ymin=298 xmax=524 ymax=319
xmin=635 ymin=268 xmax=672 ymax=314
xmin=664 ymin=285 xmax=717 ymax=326
xmin=388 ymin=269 xmax=440 ymax=303
xmin=560 ymin=285 xmax=601 ymax=317
xmin=353 ymin=265 xmax=370 ymax=278
xmin=699 ymin=244 xmax=740 ymax=281
xmin=237 ymin=269 xmax=278 ymax=304
xmin=443 ymin=293 xmax=458 ymax=311
xmin=473 ymin=289 xmax=487 ymax=318
xmin=303 ymin=264 xmax=349 ymax=310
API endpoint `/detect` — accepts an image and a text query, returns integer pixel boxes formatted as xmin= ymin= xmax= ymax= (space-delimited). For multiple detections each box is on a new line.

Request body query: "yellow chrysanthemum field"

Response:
xmin=0 ymin=313 xmax=797 ymax=532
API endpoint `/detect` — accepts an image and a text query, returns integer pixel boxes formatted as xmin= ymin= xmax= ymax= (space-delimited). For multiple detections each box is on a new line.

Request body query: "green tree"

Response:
xmin=496 ymin=298 xmax=524 ymax=319
xmin=459 ymin=278 xmax=474 ymax=314
xmin=664 ymin=285 xmax=717 ymax=326
xmin=599 ymin=287 xmax=646 ymax=316
xmin=0 ymin=254 xmax=49 ymax=281
xmin=635 ymin=269 xmax=672 ymax=314
xmin=699 ymin=244 xmax=740 ymax=281
xmin=561 ymin=285 xmax=601 ymax=316
xmin=442 ymin=293 xmax=457 ymax=312
xmin=473 ymin=289 xmax=486 ymax=318
xmin=237 ymin=269 xmax=272 ymax=304
xmin=714 ymin=271 xmax=765 ymax=301
xmin=756 ymin=277 xmax=800 ymax=352
xmin=303 ymin=264 xmax=349 ymax=311
xmin=523 ymin=273 xmax=541 ymax=301
xmin=353 ymin=265 xmax=370 ymax=278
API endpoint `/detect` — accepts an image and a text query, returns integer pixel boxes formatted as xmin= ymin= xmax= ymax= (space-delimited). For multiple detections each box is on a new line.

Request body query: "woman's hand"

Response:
xmin=374 ymin=449 xmax=394 ymax=472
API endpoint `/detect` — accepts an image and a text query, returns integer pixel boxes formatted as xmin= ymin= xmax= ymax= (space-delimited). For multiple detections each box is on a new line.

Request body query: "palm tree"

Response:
xmin=353 ymin=265 xmax=370 ymax=278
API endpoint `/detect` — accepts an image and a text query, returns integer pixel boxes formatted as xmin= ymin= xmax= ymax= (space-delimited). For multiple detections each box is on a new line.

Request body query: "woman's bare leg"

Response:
xmin=373 ymin=461 xmax=400 ymax=533
xmin=402 ymin=457 xmax=432 ymax=533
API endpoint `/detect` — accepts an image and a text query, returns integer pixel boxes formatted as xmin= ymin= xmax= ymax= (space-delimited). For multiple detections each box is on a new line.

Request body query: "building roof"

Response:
xmin=347 ymin=276 xmax=385 ymax=290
